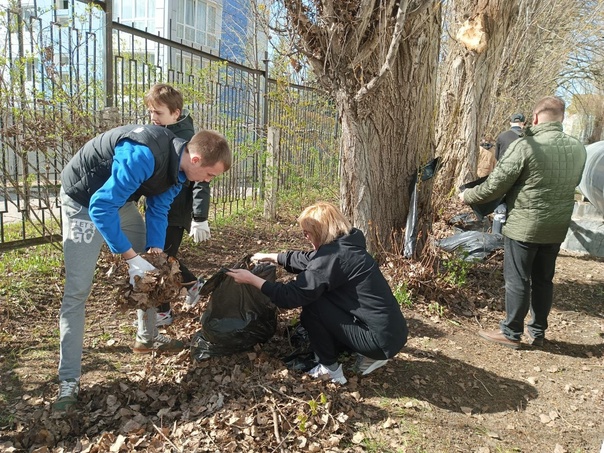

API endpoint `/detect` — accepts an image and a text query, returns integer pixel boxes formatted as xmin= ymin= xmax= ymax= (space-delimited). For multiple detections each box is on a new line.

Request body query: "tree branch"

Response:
xmin=354 ymin=0 xmax=411 ymax=102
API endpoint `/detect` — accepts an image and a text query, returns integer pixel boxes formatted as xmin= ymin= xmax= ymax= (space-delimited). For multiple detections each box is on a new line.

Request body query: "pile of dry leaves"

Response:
xmin=115 ymin=253 xmax=184 ymax=311
xmin=1 ymin=205 xmax=603 ymax=453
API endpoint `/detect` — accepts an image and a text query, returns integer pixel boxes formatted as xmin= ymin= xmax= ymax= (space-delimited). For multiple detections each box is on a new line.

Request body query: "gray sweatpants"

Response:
xmin=58 ymin=188 xmax=158 ymax=381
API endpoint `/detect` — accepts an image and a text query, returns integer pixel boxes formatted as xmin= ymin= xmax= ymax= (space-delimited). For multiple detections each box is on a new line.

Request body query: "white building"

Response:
xmin=113 ymin=0 xmax=223 ymax=53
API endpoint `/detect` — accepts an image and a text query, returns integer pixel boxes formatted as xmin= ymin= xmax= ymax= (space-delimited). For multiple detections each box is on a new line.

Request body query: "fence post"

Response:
xmin=103 ymin=0 xmax=114 ymax=107
xmin=264 ymin=126 xmax=280 ymax=220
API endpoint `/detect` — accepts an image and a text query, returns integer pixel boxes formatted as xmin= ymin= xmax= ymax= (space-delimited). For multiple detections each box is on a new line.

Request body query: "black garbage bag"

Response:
xmin=191 ymin=258 xmax=278 ymax=361
xmin=437 ymin=230 xmax=504 ymax=261
xmin=281 ymin=323 xmax=317 ymax=372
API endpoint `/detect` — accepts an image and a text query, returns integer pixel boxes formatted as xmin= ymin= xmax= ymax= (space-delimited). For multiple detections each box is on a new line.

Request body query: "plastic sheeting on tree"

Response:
xmin=579 ymin=140 xmax=604 ymax=217
xmin=191 ymin=257 xmax=278 ymax=361
xmin=404 ymin=157 xmax=439 ymax=258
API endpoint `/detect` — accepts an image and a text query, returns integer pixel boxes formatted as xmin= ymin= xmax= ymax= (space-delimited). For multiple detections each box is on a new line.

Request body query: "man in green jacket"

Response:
xmin=459 ymin=96 xmax=586 ymax=349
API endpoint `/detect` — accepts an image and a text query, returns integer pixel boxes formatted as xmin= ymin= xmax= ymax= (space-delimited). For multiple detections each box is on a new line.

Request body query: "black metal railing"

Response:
xmin=0 ymin=1 xmax=339 ymax=251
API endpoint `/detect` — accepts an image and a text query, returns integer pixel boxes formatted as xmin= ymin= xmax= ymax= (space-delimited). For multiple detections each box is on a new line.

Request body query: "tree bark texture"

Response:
xmin=434 ymin=0 xmax=520 ymax=199
xmin=284 ymin=0 xmax=441 ymax=256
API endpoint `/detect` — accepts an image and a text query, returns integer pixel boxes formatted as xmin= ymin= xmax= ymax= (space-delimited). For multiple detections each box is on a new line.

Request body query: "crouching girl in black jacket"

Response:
xmin=227 ymin=202 xmax=408 ymax=384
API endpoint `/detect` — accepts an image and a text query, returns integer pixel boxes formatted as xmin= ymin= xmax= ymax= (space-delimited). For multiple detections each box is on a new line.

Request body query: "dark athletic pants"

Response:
xmin=500 ymin=236 xmax=560 ymax=341
xmin=300 ymin=300 xmax=387 ymax=366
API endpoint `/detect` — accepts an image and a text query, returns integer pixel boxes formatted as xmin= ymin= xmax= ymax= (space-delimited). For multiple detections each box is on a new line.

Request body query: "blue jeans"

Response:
xmin=58 ymin=189 xmax=157 ymax=381
xmin=500 ymin=237 xmax=560 ymax=341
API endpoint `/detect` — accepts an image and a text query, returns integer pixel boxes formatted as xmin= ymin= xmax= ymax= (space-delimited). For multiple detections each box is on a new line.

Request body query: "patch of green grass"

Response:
xmin=0 ymin=244 xmax=63 ymax=311
xmin=91 ymin=331 xmax=115 ymax=349
xmin=441 ymin=252 xmax=474 ymax=287
xmin=427 ymin=301 xmax=445 ymax=317
xmin=119 ymin=324 xmax=136 ymax=336
xmin=362 ymin=437 xmax=400 ymax=452
xmin=210 ymin=201 xmax=264 ymax=230
xmin=1 ymin=217 xmax=61 ymax=242
xmin=393 ymin=282 xmax=413 ymax=308
xmin=0 ymin=408 xmax=16 ymax=429
xmin=276 ymin=184 xmax=339 ymax=216
xmin=208 ymin=184 xmax=338 ymax=233
xmin=0 ymin=244 xmax=63 ymax=275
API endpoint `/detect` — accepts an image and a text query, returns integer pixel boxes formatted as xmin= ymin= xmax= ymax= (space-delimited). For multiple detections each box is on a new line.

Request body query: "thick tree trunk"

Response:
xmin=339 ymin=8 xmax=440 ymax=257
xmin=434 ymin=0 xmax=520 ymax=198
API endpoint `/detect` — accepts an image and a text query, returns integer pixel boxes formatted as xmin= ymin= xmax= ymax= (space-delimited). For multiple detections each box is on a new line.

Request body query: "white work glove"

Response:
xmin=251 ymin=253 xmax=279 ymax=264
xmin=126 ymin=255 xmax=156 ymax=286
xmin=189 ymin=220 xmax=211 ymax=243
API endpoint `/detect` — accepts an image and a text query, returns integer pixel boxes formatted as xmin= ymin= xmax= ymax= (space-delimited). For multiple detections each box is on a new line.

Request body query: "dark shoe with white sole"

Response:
xmin=526 ymin=331 xmax=544 ymax=347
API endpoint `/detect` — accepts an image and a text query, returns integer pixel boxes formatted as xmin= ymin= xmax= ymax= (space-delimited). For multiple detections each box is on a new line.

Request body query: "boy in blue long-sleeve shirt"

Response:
xmin=55 ymin=124 xmax=231 ymax=412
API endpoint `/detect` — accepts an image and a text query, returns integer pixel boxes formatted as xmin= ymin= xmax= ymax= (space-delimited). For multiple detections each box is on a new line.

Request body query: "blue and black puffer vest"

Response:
xmin=61 ymin=125 xmax=186 ymax=207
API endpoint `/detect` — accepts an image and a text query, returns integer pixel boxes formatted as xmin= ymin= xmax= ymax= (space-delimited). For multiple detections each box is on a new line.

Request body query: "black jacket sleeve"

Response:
xmin=191 ymin=181 xmax=211 ymax=222
xmin=278 ymin=250 xmax=316 ymax=274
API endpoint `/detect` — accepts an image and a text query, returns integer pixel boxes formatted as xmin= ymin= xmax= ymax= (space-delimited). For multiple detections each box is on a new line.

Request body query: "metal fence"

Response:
xmin=0 ymin=1 xmax=340 ymax=251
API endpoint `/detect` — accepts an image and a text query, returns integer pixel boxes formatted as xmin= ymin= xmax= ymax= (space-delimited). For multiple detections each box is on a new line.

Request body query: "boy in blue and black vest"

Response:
xmin=55 ymin=124 xmax=231 ymax=411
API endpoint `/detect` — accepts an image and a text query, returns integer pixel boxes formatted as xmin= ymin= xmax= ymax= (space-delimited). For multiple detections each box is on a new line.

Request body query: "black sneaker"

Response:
xmin=526 ymin=331 xmax=544 ymax=347
xmin=354 ymin=354 xmax=389 ymax=375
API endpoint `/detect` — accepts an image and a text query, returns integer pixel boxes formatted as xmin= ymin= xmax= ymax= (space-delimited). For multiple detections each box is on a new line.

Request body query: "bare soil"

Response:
xmin=1 ymin=208 xmax=603 ymax=453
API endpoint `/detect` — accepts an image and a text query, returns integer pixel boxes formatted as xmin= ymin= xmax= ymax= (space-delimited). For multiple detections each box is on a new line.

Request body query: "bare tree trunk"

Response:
xmin=338 ymin=7 xmax=440 ymax=256
xmin=434 ymin=0 xmax=520 ymax=197
xmin=587 ymin=115 xmax=604 ymax=144
xmin=278 ymin=0 xmax=440 ymax=256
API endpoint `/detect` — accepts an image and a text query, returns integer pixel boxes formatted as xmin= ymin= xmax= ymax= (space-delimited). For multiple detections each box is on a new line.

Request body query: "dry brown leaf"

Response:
xmin=351 ymin=431 xmax=365 ymax=444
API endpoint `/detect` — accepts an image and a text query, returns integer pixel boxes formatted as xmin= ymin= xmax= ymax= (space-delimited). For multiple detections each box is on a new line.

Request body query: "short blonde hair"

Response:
xmin=297 ymin=202 xmax=352 ymax=247
xmin=533 ymin=96 xmax=565 ymax=122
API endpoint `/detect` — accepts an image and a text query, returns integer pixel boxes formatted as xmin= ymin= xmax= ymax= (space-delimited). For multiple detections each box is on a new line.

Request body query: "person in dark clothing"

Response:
xmin=144 ymin=84 xmax=212 ymax=326
xmin=227 ymin=202 xmax=408 ymax=384
xmin=495 ymin=113 xmax=525 ymax=161
xmin=492 ymin=113 xmax=526 ymax=233
xmin=55 ymin=124 xmax=231 ymax=411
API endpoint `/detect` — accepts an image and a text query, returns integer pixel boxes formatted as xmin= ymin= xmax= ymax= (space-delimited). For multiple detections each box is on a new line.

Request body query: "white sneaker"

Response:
xmin=355 ymin=355 xmax=389 ymax=376
xmin=185 ymin=278 xmax=205 ymax=307
xmin=156 ymin=309 xmax=173 ymax=326
xmin=308 ymin=363 xmax=347 ymax=384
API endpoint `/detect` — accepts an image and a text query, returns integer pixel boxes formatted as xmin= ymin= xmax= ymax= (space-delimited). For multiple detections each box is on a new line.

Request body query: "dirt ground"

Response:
xmin=1 ymin=208 xmax=603 ymax=453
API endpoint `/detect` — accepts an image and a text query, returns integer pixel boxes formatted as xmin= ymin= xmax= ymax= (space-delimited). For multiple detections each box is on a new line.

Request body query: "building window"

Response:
xmin=115 ymin=0 xmax=156 ymax=33
xmin=176 ymin=0 xmax=218 ymax=50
